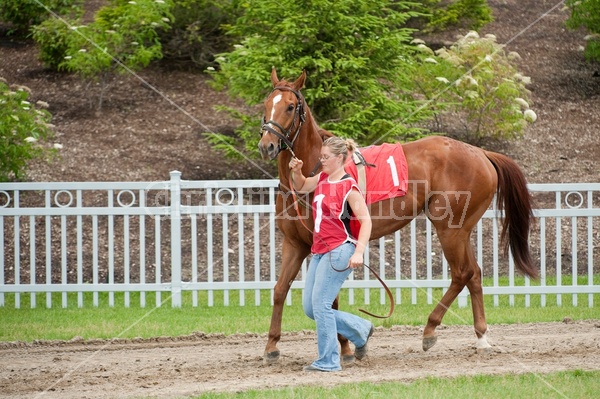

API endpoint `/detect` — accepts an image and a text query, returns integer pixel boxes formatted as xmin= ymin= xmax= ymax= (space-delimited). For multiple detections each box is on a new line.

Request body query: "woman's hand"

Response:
xmin=348 ymin=252 xmax=364 ymax=269
xmin=289 ymin=157 xmax=303 ymax=172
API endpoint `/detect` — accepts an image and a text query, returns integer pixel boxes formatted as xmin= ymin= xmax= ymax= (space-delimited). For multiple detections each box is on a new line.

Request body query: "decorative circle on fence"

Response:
xmin=54 ymin=190 xmax=73 ymax=208
xmin=564 ymin=191 xmax=584 ymax=209
xmin=0 ymin=191 xmax=10 ymax=208
xmin=216 ymin=188 xmax=235 ymax=206
xmin=117 ymin=190 xmax=136 ymax=207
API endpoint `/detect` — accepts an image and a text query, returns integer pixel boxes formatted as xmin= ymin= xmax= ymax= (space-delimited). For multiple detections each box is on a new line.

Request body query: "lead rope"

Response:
xmin=288 ymin=165 xmax=395 ymax=319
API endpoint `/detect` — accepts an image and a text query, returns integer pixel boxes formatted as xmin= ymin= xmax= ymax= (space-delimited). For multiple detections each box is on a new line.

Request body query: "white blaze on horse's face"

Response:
xmin=259 ymin=92 xmax=288 ymax=160
xmin=269 ymin=94 xmax=282 ymax=123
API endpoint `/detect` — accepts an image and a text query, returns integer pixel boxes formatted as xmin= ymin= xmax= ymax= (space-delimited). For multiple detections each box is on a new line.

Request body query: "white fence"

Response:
xmin=0 ymin=171 xmax=599 ymax=309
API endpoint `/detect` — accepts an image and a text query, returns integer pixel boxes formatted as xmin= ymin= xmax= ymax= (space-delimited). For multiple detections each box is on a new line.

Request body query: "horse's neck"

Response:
xmin=277 ymin=113 xmax=322 ymax=188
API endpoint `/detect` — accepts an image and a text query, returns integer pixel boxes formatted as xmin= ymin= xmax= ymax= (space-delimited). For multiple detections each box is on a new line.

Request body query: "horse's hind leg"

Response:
xmin=423 ymin=231 xmax=482 ymax=352
xmin=466 ymin=271 xmax=491 ymax=353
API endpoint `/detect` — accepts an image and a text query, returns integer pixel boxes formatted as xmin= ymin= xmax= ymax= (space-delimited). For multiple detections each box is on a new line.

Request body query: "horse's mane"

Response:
xmin=275 ymin=79 xmax=295 ymax=87
xmin=318 ymin=128 xmax=334 ymax=141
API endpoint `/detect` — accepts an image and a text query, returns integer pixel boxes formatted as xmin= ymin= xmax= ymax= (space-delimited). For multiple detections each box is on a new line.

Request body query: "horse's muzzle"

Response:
xmin=258 ymin=139 xmax=280 ymax=160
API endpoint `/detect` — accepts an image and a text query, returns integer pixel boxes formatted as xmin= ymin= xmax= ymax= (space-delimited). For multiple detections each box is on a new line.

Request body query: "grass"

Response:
xmin=0 ymin=276 xmax=598 ymax=342
xmin=194 ymin=370 xmax=600 ymax=399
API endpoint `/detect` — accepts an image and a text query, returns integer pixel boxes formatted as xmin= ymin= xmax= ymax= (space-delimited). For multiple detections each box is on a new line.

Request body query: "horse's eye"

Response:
xmin=287 ymin=104 xmax=295 ymax=112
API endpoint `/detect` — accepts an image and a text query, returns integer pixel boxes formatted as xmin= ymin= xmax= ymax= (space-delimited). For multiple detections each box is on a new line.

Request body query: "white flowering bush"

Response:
xmin=32 ymin=0 xmax=174 ymax=109
xmin=412 ymin=32 xmax=536 ymax=142
xmin=60 ymin=0 xmax=173 ymax=77
xmin=0 ymin=79 xmax=57 ymax=182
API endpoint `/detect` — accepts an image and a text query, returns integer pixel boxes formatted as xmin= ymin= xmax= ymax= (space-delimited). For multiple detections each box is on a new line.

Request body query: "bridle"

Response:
xmin=262 ymin=85 xmax=322 ymax=178
xmin=260 ymin=86 xmax=306 ymax=157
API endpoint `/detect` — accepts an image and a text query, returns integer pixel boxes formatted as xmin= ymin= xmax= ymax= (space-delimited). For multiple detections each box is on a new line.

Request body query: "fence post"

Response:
xmin=170 ymin=171 xmax=182 ymax=307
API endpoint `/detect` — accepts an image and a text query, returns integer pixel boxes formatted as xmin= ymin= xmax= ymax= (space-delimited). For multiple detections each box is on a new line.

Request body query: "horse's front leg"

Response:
xmin=264 ymin=239 xmax=309 ymax=364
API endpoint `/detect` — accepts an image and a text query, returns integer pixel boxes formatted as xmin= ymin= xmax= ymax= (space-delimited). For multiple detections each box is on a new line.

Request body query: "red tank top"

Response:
xmin=311 ymin=173 xmax=362 ymax=254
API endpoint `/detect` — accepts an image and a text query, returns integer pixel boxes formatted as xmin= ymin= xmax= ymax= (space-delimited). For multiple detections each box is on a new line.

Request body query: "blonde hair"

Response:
xmin=323 ymin=137 xmax=358 ymax=162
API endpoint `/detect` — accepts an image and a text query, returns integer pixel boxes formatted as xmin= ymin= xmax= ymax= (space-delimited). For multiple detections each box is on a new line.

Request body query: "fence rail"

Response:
xmin=1 ymin=171 xmax=598 ymax=309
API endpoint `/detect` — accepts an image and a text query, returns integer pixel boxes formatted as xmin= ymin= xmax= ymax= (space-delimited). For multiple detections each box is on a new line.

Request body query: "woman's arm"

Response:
xmin=288 ymin=157 xmax=320 ymax=193
xmin=347 ymin=188 xmax=372 ymax=268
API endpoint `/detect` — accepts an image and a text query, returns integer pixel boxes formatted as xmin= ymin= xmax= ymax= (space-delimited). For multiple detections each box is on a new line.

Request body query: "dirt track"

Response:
xmin=1 ymin=320 xmax=599 ymax=398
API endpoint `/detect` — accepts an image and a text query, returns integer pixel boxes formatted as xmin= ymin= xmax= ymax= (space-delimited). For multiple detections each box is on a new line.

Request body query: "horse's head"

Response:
xmin=258 ymin=68 xmax=307 ymax=160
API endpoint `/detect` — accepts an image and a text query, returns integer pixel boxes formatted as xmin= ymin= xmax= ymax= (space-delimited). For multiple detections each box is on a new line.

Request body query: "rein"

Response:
xmin=288 ymin=169 xmax=395 ymax=319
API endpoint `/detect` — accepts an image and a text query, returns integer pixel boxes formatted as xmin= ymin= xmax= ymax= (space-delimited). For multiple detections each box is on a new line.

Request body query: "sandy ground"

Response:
xmin=1 ymin=320 xmax=599 ymax=398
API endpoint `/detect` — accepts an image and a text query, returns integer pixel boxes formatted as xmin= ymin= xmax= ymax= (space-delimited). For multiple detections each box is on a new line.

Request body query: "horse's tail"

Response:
xmin=485 ymin=152 xmax=538 ymax=279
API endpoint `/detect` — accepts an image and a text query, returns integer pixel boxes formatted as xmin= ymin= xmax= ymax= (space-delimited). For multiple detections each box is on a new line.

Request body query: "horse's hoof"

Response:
xmin=476 ymin=346 xmax=492 ymax=355
xmin=263 ymin=350 xmax=280 ymax=365
xmin=342 ymin=354 xmax=355 ymax=365
xmin=422 ymin=335 xmax=437 ymax=351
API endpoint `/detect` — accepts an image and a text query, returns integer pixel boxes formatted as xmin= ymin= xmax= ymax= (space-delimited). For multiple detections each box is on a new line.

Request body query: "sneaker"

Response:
xmin=303 ymin=365 xmax=327 ymax=372
xmin=355 ymin=324 xmax=374 ymax=360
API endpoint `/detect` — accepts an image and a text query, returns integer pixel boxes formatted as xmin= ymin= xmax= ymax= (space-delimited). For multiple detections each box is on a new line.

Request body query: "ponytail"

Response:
xmin=345 ymin=138 xmax=358 ymax=154
xmin=323 ymin=136 xmax=358 ymax=162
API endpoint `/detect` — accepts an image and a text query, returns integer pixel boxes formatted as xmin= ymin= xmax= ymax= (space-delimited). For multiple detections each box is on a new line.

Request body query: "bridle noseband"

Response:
xmin=260 ymin=86 xmax=306 ymax=156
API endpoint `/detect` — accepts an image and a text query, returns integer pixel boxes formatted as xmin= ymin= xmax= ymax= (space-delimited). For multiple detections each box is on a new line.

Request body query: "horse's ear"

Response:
xmin=270 ymin=67 xmax=279 ymax=87
xmin=292 ymin=70 xmax=306 ymax=91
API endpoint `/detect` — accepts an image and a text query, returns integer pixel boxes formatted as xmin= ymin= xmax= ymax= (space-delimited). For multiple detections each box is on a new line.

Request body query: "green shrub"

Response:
xmin=32 ymin=0 xmax=174 ymax=109
xmin=0 ymin=79 xmax=57 ymax=182
xmin=208 ymin=0 xmax=436 ymax=156
xmin=412 ymin=32 xmax=536 ymax=142
xmin=31 ymin=16 xmax=74 ymax=69
xmin=423 ymin=0 xmax=493 ymax=32
xmin=0 ymin=0 xmax=79 ymax=34
xmin=159 ymin=0 xmax=239 ymax=68
xmin=61 ymin=0 xmax=174 ymax=78
xmin=566 ymin=0 xmax=600 ymax=63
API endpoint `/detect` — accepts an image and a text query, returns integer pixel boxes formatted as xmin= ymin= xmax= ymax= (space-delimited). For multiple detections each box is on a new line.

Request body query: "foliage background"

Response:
xmin=566 ymin=0 xmax=600 ymax=63
xmin=0 ymin=79 xmax=56 ymax=182
xmin=0 ymin=0 xmax=598 ymax=179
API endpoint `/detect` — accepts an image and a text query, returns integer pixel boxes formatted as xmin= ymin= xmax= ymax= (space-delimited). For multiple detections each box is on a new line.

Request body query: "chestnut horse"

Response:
xmin=258 ymin=68 xmax=537 ymax=364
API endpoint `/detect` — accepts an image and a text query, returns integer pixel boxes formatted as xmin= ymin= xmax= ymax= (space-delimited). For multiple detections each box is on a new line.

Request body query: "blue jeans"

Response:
xmin=303 ymin=241 xmax=373 ymax=371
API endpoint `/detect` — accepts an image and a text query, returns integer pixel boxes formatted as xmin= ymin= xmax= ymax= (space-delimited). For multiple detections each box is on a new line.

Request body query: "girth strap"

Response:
xmin=352 ymin=149 xmax=375 ymax=193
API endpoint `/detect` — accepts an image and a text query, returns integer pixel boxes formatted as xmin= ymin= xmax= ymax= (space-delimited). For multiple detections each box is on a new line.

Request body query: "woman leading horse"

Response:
xmin=258 ymin=68 xmax=537 ymax=365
